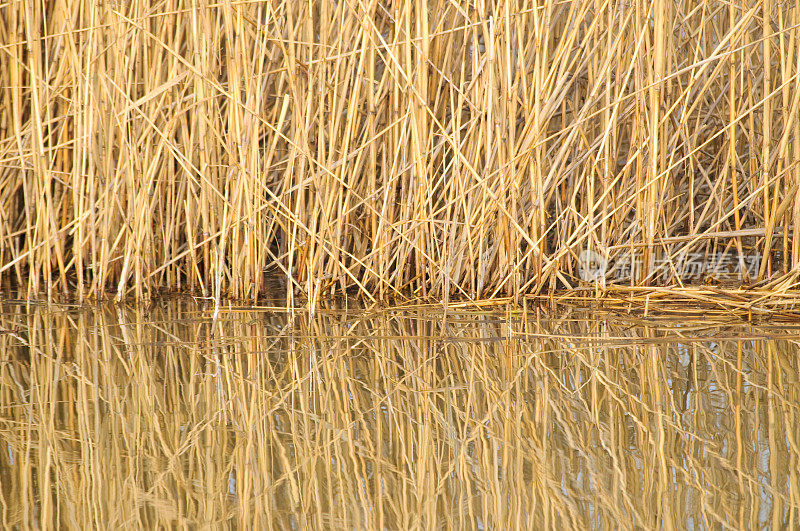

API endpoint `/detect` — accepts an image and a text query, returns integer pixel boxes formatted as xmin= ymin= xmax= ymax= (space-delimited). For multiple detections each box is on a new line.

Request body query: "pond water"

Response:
xmin=1 ymin=297 xmax=799 ymax=528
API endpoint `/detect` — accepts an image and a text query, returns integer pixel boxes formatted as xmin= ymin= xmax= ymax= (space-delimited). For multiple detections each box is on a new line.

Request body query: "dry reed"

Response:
xmin=2 ymin=1 xmax=800 ymax=302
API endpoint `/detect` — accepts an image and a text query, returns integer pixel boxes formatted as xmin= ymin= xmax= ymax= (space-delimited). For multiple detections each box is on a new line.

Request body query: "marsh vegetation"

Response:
xmin=2 ymin=1 xmax=800 ymax=302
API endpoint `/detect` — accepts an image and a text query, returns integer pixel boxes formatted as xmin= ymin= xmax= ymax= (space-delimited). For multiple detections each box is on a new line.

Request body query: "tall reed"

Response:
xmin=2 ymin=1 xmax=800 ymax=301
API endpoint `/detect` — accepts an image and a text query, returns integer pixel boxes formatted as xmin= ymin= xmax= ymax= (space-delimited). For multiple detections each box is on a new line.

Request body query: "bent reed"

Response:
xmin=2 ymin=1 xmax=800 ymax=302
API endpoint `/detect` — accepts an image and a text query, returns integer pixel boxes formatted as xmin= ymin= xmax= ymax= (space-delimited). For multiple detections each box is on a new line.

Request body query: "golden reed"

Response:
xmin=1 ymin=1 xmax=800 ymax=302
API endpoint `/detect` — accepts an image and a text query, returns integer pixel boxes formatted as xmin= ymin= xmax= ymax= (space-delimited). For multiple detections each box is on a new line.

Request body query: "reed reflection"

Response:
xmin=1 ymin=298 xmax=798 ymax=528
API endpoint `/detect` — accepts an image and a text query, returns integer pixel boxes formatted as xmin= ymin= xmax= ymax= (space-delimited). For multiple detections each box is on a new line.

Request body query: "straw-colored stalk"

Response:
xmin=2 ymin=1 xmax=800 ymax=301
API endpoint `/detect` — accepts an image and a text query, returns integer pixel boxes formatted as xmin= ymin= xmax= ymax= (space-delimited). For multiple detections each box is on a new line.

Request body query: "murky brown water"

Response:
xmin=1 ymin=297 xmax=799 ymax=529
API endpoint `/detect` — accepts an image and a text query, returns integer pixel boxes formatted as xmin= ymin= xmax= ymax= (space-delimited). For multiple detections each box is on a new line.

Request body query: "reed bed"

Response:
xmin=2 ymin=1 xmax=800 ymax=302
xmin=1 ymin=298 xmax=799 ymax=528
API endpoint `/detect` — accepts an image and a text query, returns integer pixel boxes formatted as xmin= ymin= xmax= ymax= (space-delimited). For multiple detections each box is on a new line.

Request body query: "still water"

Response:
xmin=1 ymin=297 xmax=799 ymax=529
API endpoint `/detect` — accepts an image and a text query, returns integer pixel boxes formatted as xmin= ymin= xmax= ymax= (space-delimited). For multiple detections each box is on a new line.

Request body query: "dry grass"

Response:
xmin=2 ymin=1 xmax=800 ymax=302
xmin=1 ymin=298 xmax=799 ymax=528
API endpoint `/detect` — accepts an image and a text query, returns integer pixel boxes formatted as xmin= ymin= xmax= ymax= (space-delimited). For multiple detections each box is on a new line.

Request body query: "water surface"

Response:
xmin=1 ymin=298 xmax=799 ymax=528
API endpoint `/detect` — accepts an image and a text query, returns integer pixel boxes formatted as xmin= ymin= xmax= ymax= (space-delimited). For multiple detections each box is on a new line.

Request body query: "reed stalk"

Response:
xmin=2 ymin=1 xmax=800 ymax=301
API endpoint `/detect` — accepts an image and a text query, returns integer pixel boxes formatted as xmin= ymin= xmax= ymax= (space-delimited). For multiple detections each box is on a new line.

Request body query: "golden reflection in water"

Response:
xmin=0 ymin=298 xmax=799 ymax=529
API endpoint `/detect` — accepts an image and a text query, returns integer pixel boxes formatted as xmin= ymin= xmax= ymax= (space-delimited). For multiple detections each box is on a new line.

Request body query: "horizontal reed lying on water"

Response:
xmin=2 ymin=1 xmax=800 ymax=301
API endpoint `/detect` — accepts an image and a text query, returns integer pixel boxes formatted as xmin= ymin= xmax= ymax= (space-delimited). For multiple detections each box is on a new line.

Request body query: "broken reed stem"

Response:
xmin=1 ymin=1 xmax=800 ymax=302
